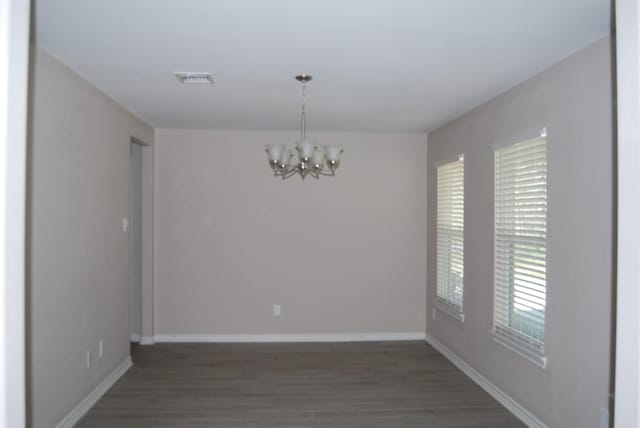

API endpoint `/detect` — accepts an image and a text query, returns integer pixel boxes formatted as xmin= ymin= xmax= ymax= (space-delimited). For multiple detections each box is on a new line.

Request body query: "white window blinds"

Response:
xmin=436 ymin=155 xmax=464 ymax=318
xmin=493 ymin=136 xmax=547 ymax=361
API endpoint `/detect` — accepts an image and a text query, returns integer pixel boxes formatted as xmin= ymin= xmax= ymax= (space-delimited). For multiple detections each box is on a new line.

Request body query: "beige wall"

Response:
xmin=427 ymin=37 xmax=613 ymax=428
xmin=28 ymin=48 xmax=153 ymax=428
xmin=153 ymin=129 xmax=427 ymax=336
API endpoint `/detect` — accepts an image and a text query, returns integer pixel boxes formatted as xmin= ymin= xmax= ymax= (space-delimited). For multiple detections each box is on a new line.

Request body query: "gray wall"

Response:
xmin=28 ymin=48 xmax=153 ymax=428
xmin=427 ymin=37 xmax=613 ymax=428
xmin=153 ymin=129 xmax=427 ymax=336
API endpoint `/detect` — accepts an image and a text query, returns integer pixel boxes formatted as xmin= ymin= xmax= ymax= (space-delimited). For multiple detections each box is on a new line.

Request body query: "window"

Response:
xmin=436 ymin=155 xmax=464 ymax=320
xmin=493 ymin=136 xmax=547 ymax=367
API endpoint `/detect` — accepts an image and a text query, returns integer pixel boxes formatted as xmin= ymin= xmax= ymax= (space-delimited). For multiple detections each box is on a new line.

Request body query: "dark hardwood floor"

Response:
xmin=77 ymin=341 xmax=525 ymax=427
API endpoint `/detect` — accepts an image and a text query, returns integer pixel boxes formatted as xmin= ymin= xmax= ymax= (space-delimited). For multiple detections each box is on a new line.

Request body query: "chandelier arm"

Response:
xmin=282 ymin=167 xmax=298 ymax=179
xmin=318 ymin=169 xmax=336 ymax=177
xmin=309 ymin=169 xmax=319 ymax=179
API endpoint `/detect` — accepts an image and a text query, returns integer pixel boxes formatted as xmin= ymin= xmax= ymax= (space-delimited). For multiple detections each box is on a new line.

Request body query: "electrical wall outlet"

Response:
xmin=273 ymin=304 xmax=281 ymax=317
xmin=99 ymin=340 xmax=104 ymax=359
xmin=86 ymin=350 xmax=92 ymax=368
xmin=122 ymin=217 xmax=128 ymax=232
xmin=432 ymin=308 xmax=436 ymax=320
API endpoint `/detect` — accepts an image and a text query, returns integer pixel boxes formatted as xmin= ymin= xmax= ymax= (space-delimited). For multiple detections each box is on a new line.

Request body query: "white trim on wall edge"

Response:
xmin=154 ymin=332 xmax=426 ymax=343
xmin=55 ymin=356 xmax=132 ymax=428
xmin=130 ymin=333 xmax=141 ymax=343
xmin=140 ymin=336 xmax=154 ymax=345
xmin=425 ymin=334 xmax=548 ymax=428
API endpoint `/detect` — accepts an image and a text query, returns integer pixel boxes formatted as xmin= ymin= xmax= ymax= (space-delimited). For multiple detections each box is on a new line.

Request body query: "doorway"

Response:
xmin=129 ymin=137 xmax=153 ymax=345
xmin=129 ymin=140 xmax=143 ymax=342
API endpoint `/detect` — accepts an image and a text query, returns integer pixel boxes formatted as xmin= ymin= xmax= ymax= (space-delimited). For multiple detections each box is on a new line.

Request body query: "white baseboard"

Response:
xmin=154 ymin=332 xmax=426 ymax=343
xmin=55 ymin=356 xmax=132 ymax=428
xmin=130 ymin=333 xmax=141 ymax=343
xmin=425 ymin=334 xmax=547 ymax=428
xmin=139 ymin=336 xmax=155 ymax=345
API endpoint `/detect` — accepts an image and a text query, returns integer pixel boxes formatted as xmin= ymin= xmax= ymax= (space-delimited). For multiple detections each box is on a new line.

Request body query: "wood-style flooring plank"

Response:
xmin=77 ymin=342 xmax=525 ymax=428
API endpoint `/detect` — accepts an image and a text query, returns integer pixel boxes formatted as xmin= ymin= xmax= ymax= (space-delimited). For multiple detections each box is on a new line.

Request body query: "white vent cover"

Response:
xmin=174 ymin=72 xmax=213 ymax=84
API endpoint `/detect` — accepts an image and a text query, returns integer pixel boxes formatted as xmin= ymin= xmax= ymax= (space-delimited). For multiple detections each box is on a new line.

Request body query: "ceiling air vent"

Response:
xmin=174 ymin=72 xmax=213 ymax=84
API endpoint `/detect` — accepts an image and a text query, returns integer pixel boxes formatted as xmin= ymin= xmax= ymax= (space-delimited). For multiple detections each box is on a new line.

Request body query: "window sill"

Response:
xmin=490 ymin=329 xmax=547 ymax=369
xmin=436 ymin=300 xmax=465 ymax=322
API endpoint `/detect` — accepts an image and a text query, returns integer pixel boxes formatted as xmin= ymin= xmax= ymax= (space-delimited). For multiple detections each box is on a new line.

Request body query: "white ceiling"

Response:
xmin=34 ymin=0 xmax=611 ymax=132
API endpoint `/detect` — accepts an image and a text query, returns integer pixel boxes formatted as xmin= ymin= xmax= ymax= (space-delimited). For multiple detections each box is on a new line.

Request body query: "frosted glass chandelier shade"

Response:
xmin=311 ymin=147 xmax=325 ymax=167
xmin=266 ymin=144 xmax=285 ymax=162
xmin=265 ymin=74 xmax=343 ymax=180
xmin=279 ymin=148 xmax=294 ymax=169
xmin=324 ymin=145 xmax=342 ymax=162
xmin=295 ymin=141 xmax=315 ymax=160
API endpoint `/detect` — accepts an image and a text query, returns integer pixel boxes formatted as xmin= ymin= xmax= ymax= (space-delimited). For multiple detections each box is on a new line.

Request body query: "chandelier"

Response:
xmin=265 ymin=74 xmax=343 ymax=179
